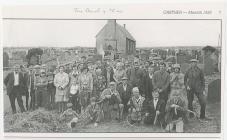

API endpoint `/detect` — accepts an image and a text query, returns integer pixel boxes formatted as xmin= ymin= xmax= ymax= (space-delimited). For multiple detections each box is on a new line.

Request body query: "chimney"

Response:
xmin=107 ymin=19 xmax=116 ymax=24
xmin=123 ymin=24 xmax=126 ymax=28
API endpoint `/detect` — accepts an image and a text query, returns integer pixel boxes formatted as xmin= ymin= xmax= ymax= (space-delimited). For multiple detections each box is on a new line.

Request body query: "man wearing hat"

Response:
xmin=184 ymin=59 xmax=208 ymax=120
xmin=116 ymin=76 xmax=133 ymax=114
xmin=4 ymin=65 xmax=26 ymax=114
xmin=100 ymin=82 xmax=124 ymax=121
xmin=152 ymin=62 xmax=170 ymax=104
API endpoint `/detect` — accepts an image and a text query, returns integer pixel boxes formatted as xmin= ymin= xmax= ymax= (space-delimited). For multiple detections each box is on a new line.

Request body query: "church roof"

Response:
xmin=96 ymin=21 xmax=136 ymax=42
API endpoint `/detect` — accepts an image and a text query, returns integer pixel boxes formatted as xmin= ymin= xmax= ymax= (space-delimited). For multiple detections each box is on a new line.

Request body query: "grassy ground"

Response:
xmin=3 ymin=71 xmax=221 ymax=133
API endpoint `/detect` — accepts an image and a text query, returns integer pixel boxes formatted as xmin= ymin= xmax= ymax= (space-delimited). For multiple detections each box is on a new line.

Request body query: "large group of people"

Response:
xmin=4 ymin=56 xmax=211 ymax=132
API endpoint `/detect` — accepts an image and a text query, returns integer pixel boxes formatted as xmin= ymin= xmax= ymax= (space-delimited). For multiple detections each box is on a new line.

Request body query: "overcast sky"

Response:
xmin=3 ymin=19 xmax=221 ymax=48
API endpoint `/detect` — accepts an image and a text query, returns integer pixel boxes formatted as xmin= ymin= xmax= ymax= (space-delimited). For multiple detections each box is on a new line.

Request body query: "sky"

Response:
xmin=3 ymin=19 xmax=221 ymax=48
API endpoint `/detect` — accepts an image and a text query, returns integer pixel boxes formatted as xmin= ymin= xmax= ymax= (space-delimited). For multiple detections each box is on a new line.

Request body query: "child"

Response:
xmin=77 ymin=97 xmax=102 ymax=127
xmin=60 ymin=103 xmax=79 ymax=126
xmin=142 ymin=90 xmax=165 ymax=126
xmin=127 ymin=87 xmax=145 ymax=124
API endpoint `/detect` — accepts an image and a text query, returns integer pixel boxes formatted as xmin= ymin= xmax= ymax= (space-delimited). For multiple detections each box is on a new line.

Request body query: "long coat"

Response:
xmin=144 ymin=72 xmax=154 ymax=99
xmin=54 ymin=72 xmax=69 ymax=96
xmin=184 ymin=66 xmax=205 ymax=93
xmin=4 ymin=72 xmax=25 ymax=96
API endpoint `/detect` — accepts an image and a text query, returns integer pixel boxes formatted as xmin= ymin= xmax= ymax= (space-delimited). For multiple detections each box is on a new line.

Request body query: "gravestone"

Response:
xmin=207 ymin=79 xmax=221 ymax=103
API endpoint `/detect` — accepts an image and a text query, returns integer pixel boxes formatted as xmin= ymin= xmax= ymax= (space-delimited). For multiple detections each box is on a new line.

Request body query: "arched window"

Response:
xmin=107 ymin=45 xmax=113 ymax=50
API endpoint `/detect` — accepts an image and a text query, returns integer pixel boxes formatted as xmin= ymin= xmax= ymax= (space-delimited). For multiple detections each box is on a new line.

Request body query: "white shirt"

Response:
xmin=123 ymin=84 xmax=127 ymax=91
xmin=149 ymin=73 xmax=153 ymax=79
xmin=153 ymin=98 xmax=158 ymax=110
xmin=14 ymin=72 xmax=19 ymax=86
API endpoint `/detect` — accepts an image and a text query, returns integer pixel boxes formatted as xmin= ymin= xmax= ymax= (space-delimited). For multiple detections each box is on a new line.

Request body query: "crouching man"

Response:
xmin=84 ymin=97 xmax=102 ymax=127
xmin=165 ymin=90 xmax=187 ymax=132
xmin=127 ymin=87 xmax=145 ymax=125
xmin=142 ymin=89 xmax=165 ymax=126
xmin=100 ymin=82 xmax=124 ymax=122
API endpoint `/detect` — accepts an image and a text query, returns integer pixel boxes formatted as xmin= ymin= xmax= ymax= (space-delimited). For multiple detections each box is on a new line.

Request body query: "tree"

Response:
xmin=26 ymin=48 xmax=43 ymax=66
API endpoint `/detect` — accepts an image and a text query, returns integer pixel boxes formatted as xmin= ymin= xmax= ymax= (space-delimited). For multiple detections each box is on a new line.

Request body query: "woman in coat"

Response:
xmin=54 ymin=65 xmax=69 ymax=113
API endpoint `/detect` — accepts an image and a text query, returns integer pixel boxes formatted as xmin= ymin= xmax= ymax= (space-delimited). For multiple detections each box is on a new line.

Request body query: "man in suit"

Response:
xmin=117 ymin=76 xmax=132 ymax=114
xmin=152 ymin=62 xmax=170 ymax=104
xmin=4 ymin=65 xmax=26 ymax=114
xmin=184 ymin=59 xmax=209 ymax=120
xmin=127 ymin=59 xmax=145 ymax=96
xmin=143 ymin=90 xmax=165 ymax=125
xmin=20 ymin=65 xmax=29 ymax=111
xmin=144 ymin=65 xmax=155 ymax=100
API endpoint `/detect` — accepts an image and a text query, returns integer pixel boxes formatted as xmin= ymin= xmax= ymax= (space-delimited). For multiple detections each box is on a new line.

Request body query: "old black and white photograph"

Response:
xmin=1 ymin=5 xmax=224 ymax=136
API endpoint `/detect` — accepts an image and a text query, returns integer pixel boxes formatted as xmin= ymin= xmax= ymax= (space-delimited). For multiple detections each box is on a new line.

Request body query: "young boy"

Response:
xmin=142 ymin=90 xmax=165 ymax=126
xmin=60 ymin=103 xmax=79 ymax=126
xmin=77 ymin=97 xmax=102 ymax=127
xmin=127 ymin=87 xmax=145 ymax=124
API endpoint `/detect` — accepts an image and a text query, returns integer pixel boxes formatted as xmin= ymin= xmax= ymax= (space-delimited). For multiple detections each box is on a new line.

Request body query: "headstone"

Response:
xmin=207 ymin=79 xmax=221 ymax=103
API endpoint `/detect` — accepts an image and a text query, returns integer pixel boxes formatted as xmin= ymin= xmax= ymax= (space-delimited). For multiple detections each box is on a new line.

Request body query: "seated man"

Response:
xmin=165 ymin=90 xmax=187 ymax=132
xmin=142 ymin=89 xmax=165 ymax=126
xmin=127 ymin=87 xmax=145 ymax=124
xmin=84 ymin=97 xmax=102 ymax=127
xmin=100 ymin=82 xmax=124 ymax=121
xmin=60 ymin=103 xmax=79 ymax=126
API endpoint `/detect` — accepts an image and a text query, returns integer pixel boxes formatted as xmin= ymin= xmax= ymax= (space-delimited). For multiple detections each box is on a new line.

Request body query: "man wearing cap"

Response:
xmin=184 ymin=59 xmax=207 ymax=120
xmin=152 ymin=62 xmax=170 ymax=104
xmin=35 ymin=69 xmax=48 ymax=109
xmin=93 ymin=68 xmax=106 ymax=99
xmin=4 ymin=65 xmax=26 ymax=114
xmin=127 ymin=59 xmax=146 ymax=96
xmin=116 ymin=76 xmax=133 ymax=114
xmin=100 ymin=82 xmax=124 ymax=121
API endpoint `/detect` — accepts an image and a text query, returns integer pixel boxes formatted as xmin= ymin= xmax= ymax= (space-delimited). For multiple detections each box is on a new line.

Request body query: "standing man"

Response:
xmin=152 ymin=62 xmax=170 ymax=104
xmin=28 ymin=66 xmax=36 ymax=110
xmin=20 ymin=65 xmax=29 ymax=111
xmin=144 ymin=65 xmax=155 ymax=99
xmin=127 ymin=59 xmax=145 ymax=96
xmin=184 ymin=59 xmax=208 ymax=120
xmin=4 ymin=65 xmax=26 ymax=114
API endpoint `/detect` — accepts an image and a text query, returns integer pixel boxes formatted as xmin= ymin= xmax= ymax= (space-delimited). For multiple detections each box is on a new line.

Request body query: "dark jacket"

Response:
xmin=144 ymin=71 xmax=154 ymax=99
xmin=142 ymin=98 xmax=165 ymax=118
xmin=152 ymin=70 xmax=170 ymax=91
xmin=127 ymin=67 xmax=145 ymax=93
xmin=4 ymin=72 xmax=25 ymax=95
xmin=184 ymin=66 xmax=205 ymax=93
xmin=116 ymin=82 xmax=133 ymax=105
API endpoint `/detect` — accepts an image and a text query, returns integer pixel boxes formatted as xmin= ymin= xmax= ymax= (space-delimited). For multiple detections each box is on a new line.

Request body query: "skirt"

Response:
xmin=55 ymin=94 xmax=69 ymax=102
